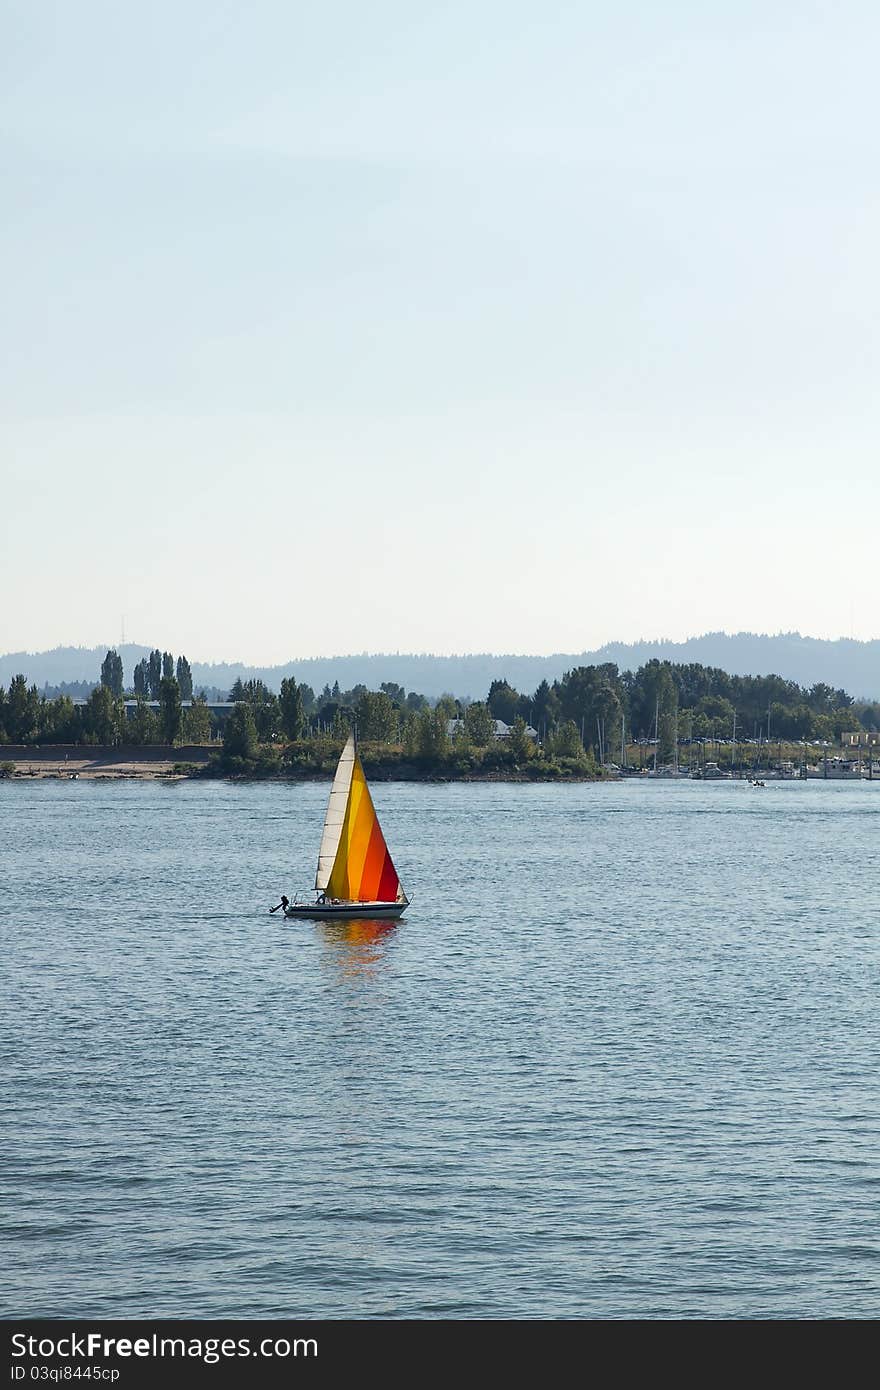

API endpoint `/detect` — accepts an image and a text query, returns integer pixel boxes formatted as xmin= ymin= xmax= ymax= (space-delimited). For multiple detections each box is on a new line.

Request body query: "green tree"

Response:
xmin=279 ymin=678 xmax=306 ymax=740
xmin=230 ymin=678 xmax=270 ymax=703
xmin=690 ymin=711 xmax=711 ymax=740
xmin=450 ymin=717 xmax=471 ymax=752
xmin=832 ymin=705 xmax=862 ymax=739
xmin=401 ymin=709 xmax=419 ymax=756
xmin=380 ymin=682 xmax=406 ymax=705
xmin=857 ymin=702 xmax=880 ymax=732
xmin=228 ymin=678 xmax=279 ymax=740
xmin=39 ymin=695 xmax=79 ymax=743
xmin=176 ymin=656 xmax=193 ymax=701
xmin=531 ymin=679 xmax=560 ymax=738
xmin=506 ymin=716 xmax=533 ymax=762
xmin=5 ymin=675 xmax=41 ymax=742
xmin=316 ymin=701 xmax=342 ymax=731
xmin=128 ymin=698 xmax=160 ymax=746
xmin=83 ymin=685 xmax=121 ymax=745
xmin=223 ymin=703 xmax=258 ymax=760
xmin=181 ymin=696 xmax=211 ymax=743
xmin=133 ymin=659 xmax=149 ymax=698
xmin=162 ymin=652 xmax=174 ymax=681
xmin=148 ymin=650 xmax=162 ymax=698
xmin=331 ymin=708 xmax=351 ymax=739
xmin=254 ymin=696 xmax=279 ymax=742
xmin=696 ymin=694 xmax=736 ymax=731
xmin=464 ymin=701 xmax=495 ymax=746
xmin=159 ymin=677 xmax=182 ymax=745
xmin=807 ymin=682 xmax=840 ymax=713
xmin=549 ymin=719 xmax=585 ymax=760
xmin=415 ymin=708 xmax=449 ymax=760
xmin=811 ymin=713 xmax=835 ymax=743
xmin=768 ymin=700 xmax=812 ymax=740
xmin=656 ymin=664 xmax=678 ymax=764
xmin=357 ymin=690 xmax=397 ymax=742
xmin=487 ymin=679 xmax=521 ymax=724
xmin=100 ymin=649 xmax=124 ymax=697
xmin=556 ymin=664 xmax=623 ymax=759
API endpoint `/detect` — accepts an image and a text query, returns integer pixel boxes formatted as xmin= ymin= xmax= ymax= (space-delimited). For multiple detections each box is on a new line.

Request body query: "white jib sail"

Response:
xmin=315 ymin=733 xmax=356 ymax=891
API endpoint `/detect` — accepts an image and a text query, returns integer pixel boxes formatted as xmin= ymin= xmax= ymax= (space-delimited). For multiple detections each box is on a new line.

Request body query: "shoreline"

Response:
xmin=0 ymin=746 xmax=603 ymax=783
xmin=0 ymin=742 xmax=605 ymax=783
xmin=2 ymin=758 xmax=189 ymax=780
xmin=2 ymin=760 xmax=874 ymax=784
xmin=0 ymin=744 xmax=212 ymax=781
xmin=1 ymin=759 xmax=604 ymax=784
xmin=3 ymin=745 xmax=871 ymax=785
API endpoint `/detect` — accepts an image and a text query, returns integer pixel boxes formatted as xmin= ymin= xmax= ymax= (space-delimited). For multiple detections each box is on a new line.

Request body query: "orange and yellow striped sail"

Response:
xmin=316 ymin=735 xmax=405 ymax=903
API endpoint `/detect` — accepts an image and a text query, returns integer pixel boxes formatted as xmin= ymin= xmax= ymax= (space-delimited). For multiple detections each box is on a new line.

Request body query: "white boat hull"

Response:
xmin=283 ymin=900 xmax=408 ymax=921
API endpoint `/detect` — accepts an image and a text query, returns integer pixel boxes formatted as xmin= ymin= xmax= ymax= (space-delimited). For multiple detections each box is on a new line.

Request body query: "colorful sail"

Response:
xmin=315 ymin=734 xmax=405 ymax=903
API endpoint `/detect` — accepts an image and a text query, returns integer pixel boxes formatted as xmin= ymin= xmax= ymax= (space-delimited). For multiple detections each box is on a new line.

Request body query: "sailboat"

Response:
xmin=283 ymin=733 xmax=409 ymax=920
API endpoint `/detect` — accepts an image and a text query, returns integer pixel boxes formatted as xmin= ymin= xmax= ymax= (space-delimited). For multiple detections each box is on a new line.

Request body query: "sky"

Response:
xmin=2 ymin=1 xmax=879 ymax=663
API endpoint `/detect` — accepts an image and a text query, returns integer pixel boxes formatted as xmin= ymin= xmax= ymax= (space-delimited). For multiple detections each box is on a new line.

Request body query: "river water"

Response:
xmin=2 ymin=776 xmax=878 ymax=1318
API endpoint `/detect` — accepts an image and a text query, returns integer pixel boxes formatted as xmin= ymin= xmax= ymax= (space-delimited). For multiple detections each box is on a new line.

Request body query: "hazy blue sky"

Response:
xmin=3 ymin=2 xmax=878 ymax=662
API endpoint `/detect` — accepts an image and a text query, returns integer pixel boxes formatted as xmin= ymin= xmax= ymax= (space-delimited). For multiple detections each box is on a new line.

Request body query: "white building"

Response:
xmin=447 ymin=717 xmax=538 ymax=741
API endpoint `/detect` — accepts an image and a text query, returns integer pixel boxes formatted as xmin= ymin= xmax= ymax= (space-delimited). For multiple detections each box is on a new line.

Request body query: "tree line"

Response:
xmin=0 ymin=648 xmax=198 ymax=746
xmin=484 ymin=661 xmax=876 ymax=755
xmin=0 ymin=672 xmax=206 ymax=747
xmin=2 ymin=648 xmax=878 ymax=760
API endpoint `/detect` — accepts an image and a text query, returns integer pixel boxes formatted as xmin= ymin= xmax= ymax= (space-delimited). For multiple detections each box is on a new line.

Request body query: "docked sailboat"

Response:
xmin=282 ymin=733 xmax=409 ymax=920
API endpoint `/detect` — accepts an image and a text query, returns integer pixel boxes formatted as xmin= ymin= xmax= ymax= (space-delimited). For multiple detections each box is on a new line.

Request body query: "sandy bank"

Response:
xmin=0 ymin=744 xmax=213 ymax=780
xmin=5 ymin=760 xmax=184 ymax=779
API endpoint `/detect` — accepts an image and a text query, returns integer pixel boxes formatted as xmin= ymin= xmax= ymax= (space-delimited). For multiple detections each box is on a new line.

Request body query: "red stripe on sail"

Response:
xmin=377 ymin=851 xmax=400 ymax=902
xmin=358 ymin=819 xmax=387 ymax=901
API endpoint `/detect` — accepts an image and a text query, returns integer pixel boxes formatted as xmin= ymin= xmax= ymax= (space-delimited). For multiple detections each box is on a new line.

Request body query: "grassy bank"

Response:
xmin=200 ymin=736 xmax=603 ymax=782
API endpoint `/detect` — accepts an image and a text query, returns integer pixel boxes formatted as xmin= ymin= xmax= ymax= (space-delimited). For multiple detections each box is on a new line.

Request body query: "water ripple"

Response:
xmin=1 ymin=778 xmax=879 ymax=1317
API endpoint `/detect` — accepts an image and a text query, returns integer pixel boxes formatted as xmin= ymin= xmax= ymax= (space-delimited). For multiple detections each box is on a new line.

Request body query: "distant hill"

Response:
xmin=2 ymin=633 xmax=879 ymax=700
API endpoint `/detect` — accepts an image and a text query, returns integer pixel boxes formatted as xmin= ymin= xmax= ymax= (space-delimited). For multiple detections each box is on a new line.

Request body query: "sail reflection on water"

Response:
xmin=318 ymin=919 xmax=399 ymax=976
